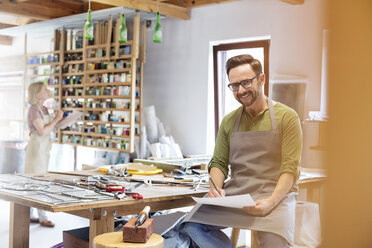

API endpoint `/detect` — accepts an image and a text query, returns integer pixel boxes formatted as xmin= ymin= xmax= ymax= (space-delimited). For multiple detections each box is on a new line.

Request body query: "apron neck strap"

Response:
xmin=233 ymin=98 xmax=278 ymax=132
xmin=36 ymin=105 xmax=45 ymax=118
xmin=268 ymin=98 xmax=278 ymax=130
xmin=234 ymin=107 xmax=244 ymax=132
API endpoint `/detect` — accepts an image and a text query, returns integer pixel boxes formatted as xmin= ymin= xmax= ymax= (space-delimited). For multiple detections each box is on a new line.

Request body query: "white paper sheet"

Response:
xmin=55 ymin=111 xmax=82 ymax=129
xmin=192 ymin=194 xmax=256 ymax=208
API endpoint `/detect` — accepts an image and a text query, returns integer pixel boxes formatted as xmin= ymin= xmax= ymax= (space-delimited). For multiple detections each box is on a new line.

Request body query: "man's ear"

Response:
xmin=259 ymin=73 xmax=265 ymax=86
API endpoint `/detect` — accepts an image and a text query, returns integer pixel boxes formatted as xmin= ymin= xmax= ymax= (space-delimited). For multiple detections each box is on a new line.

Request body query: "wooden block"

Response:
xmin=123 ymin=218 xmax=153 ymax=243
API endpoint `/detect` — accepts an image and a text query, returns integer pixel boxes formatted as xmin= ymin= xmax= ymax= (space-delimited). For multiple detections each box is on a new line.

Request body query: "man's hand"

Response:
xmin=207 ymin=188 xmax=226 ymax=198
xmin=243 ymin=198 xmax=275 ymax=217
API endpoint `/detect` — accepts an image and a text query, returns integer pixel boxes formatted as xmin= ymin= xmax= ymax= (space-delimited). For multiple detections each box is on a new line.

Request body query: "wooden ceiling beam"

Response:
xmin=0 ymin=23 xmax=16 ymax=29
xmin=90 ymin=0 xmax=190 ymax=20
xmin=160 ymin=0 xmax=238 ymax=8
xmin=0 ymin=35 xmax=13 ymax=46
xmin=83 ymin=2 xmax=117 ymax=11
xmin=0 ymin=0 xmax=84 ymax=20
xmin=279 ymin=0 xmax=304 ymax=5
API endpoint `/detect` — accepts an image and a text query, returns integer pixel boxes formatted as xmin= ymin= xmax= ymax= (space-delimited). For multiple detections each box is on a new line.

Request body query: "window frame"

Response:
xmin=212 ymin=40 xmax=270 ymax=139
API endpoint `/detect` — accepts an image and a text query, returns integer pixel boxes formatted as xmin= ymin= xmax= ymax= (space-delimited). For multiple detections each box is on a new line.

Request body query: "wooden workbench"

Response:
xmin=0 ymin=173 xmax=208 ymax=248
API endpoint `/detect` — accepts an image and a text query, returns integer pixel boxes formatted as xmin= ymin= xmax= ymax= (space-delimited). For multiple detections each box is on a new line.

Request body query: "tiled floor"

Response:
xmin=0 ymin=200 xmax=249 ymax=248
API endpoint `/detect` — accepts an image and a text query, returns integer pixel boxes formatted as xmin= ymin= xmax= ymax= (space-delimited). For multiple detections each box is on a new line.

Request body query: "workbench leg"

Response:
xmin=251 ymin=230 xmax=259 ymax=248
xmin=231 ymin=228 xmax=240 ymax=247
xmin=9 ymin=202 xmax=30 ymax=248
xmin=89 ymin=217 xmax=114 ymax=248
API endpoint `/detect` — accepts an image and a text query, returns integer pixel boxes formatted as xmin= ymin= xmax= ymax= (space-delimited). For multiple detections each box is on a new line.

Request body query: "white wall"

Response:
xmin=144 ymin=0 xmax=327 ymax=167
xmin=0 ymin=36 xmax=52 ymax=57
xmin=0 ymin=0 xmax=327 ymax=168
xmin=0 ymin=36 xmax=53 ymax=71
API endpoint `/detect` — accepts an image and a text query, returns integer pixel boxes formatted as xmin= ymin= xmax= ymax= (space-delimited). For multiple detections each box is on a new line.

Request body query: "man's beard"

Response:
xmin=236 ymin=88 xmax=259 ymax=107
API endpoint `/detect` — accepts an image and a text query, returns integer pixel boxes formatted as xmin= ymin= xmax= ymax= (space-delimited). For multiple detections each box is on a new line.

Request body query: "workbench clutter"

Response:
xmin=0 ymin=161 xmax=207 ymax=204
xmin=0 ymin=168 xmax=207 ymax=247
xmin=97 ymin=162 xmax=209 ymax=192
xmin=99 ymin=163 xmax=162 ymax=176
xmin=0 ymin=174 xmax=113 ymax=205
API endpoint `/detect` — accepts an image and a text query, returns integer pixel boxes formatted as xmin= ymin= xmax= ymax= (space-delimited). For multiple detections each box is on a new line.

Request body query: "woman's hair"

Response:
xmin=28 ymin=82 xmax=44 ymax=105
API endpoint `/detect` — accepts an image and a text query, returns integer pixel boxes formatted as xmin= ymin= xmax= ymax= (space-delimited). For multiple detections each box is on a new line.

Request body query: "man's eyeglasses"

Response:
xmin=227 ymin=74 xmax=260 ymax=92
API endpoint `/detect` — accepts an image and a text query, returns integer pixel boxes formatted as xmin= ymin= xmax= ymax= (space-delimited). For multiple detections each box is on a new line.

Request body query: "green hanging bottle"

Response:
xmin=153 ymin=12 xmax=162 ymax=43
xmin=84 ymin=9 xmax=93 ymax=40
xmin=118 ymin=13 xmax=128 ymax=43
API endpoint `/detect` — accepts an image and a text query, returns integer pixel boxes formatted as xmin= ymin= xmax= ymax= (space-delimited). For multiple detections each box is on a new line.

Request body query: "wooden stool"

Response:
xmin=231 ymin=228 xmax=258 ymax=248
xmin=93 ymin=232 xmax=164 ymax=248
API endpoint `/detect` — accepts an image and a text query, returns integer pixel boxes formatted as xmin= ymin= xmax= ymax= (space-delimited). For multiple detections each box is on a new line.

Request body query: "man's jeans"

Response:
xmin=179 ymin=222 xmax=234 ymax=248
xmin=173 ymin=222 xmax=290 ymax=248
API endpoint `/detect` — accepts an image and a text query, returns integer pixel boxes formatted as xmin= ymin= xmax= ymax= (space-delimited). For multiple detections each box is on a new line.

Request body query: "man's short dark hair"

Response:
xmin=225 ymin=54 xmax=263 ymax=76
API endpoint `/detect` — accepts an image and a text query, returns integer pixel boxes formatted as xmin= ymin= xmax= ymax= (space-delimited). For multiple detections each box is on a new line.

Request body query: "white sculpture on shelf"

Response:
xmin=140 ymin=105 xmax=182 ymax=159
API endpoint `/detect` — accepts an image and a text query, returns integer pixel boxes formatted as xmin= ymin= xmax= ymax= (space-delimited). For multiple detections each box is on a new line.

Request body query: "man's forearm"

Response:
xmin=268 ymin=173 xmax=295 ymax=207
xmin=209 ymin=167 xmax=225 ymax=188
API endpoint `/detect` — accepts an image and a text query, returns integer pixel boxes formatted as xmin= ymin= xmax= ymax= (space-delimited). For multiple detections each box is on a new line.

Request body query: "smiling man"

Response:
xmin=180 ymin=55 xmax=303 ymax=248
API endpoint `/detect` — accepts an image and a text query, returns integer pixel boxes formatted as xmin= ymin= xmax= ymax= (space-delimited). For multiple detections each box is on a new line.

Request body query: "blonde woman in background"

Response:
xmin=25 ymin=82 xmax=63 ymax=227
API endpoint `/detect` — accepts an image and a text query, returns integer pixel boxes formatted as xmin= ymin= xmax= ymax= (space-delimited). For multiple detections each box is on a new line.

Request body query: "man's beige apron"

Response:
xmin=25 ymin=105 xmax=52 ymax=174
xmin=184 ymin=99 xmax=296 ymax=246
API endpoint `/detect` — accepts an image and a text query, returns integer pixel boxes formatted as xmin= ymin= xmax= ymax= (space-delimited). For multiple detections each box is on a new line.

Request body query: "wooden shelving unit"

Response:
xmin=24 ymin=13 xmax=145 ymax=153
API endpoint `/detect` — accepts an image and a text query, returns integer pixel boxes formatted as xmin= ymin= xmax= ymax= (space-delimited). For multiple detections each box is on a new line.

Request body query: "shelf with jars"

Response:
xmin=35 ymin=13 xmax=145 ymax=153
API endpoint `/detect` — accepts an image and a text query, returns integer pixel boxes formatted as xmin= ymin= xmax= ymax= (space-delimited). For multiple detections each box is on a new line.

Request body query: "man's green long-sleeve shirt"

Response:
xmin=208 ymin=102 xmax=302 ymax=182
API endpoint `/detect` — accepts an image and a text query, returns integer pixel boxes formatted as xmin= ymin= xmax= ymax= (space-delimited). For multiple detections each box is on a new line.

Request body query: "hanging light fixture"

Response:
xmin=84 ymin=0 xmax=93 ymax=40
xmin=118 ymin=13 xmax=128 ymax=43
xmin=153 ymin=0 xmax=162 ymax=43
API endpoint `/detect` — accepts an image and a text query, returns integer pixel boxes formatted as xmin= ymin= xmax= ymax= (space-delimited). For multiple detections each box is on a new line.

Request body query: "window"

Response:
xmin=0 ymin=72 xmax=24 ymax=140
xmin=212 ymin=39 xmax=270 ymax=138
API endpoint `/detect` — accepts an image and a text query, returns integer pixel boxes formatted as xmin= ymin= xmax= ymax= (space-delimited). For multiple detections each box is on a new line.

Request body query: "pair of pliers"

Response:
xmin=114 ymin=191 xmax=126 ymax=200
xmin=125 ymin=192 xmax=143 ymax=199
xmin=104 ymin=185 xmax=125 ymax=193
